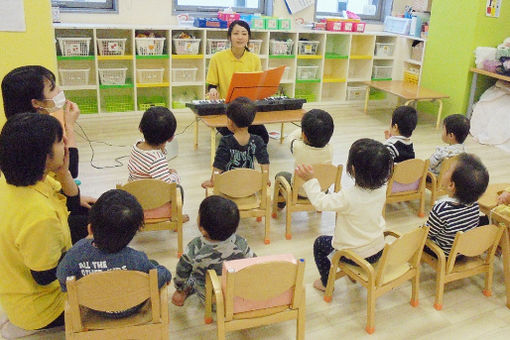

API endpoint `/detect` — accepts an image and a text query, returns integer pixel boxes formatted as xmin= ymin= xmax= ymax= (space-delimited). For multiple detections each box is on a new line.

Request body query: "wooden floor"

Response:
xmin=2 ymin=105 xmax=510 ymax=339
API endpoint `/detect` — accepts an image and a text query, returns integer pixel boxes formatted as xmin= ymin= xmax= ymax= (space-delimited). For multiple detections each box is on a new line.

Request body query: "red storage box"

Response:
xmin=342 ymin=21 xmax=355 ymax=32
xmin=353 ymin=22 xmax=366 ymax=33
xmin=326 ymin=21 xmax=343 ymax=31
xmin=218 ymin=12 xmax=240 ymax=27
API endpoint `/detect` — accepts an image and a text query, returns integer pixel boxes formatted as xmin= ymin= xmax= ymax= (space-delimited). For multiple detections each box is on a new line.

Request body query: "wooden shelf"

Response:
xmin=297 ymin=55 xmax=322 ymax=60
xmin=323 ymin=78 xmax=347 ymax=83
xmin=350 ymin=55 xmax=372 ymax=60
xmin=97 ymin=55 xmax=133 ymax=60
xmin=171 ymin=54 xmax=204 ymax=59
xmin=136 ymin=82 xmax=170 ymax=88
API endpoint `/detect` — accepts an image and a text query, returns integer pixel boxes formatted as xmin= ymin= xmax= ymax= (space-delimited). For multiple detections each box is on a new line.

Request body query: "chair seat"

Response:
xmin=343 ymin=262 xmax=412 ymax=285
xmin=228 ymin=193 xmax=260 ymax=210
xmin=451 ymin=256 xmax=485 ymax=273
xmin=81 ymin=300 xmax=153 ymax=330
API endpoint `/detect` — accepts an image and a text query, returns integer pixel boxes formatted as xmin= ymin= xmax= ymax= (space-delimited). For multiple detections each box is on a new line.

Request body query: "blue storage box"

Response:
xmin=193 ymin=17 xmax=228 ymax=29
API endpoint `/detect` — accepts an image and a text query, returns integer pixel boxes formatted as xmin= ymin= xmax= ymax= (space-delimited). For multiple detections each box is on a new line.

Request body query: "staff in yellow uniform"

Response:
xmin=207 ymin=20 xmax=269 ymax=144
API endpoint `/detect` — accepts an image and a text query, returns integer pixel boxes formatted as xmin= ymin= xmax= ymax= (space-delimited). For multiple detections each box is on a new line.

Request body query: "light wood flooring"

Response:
xmin=3 ymin=105 xmax=510 ymax=339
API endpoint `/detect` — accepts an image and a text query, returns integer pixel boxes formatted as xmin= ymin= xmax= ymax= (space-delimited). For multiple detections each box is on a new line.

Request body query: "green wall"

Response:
xmin=420 ymin=1 xmax=510 ymax=117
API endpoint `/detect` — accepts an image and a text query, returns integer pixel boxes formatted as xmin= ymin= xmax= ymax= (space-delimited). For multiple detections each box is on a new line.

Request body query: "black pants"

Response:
xmin=217 ymin=124 xmax=269 ymax=145
xmin=314 ymin=235 xmax=383 ymax=286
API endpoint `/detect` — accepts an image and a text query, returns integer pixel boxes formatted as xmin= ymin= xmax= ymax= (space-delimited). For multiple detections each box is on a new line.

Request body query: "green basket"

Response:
xmin=138 ymin=96 xmax=167 ymax=111
xmin=295 ymin=89 xmax=316 ymax=102
xmin=369 ymin=89 xmax=387 ymax=100
xmin=172 ymin=101 xmax=187 ymax=109
xmin=67 ymin=96 xmax=98 ymax=114
xmin=104 ymin=95 xmax=134 ymax=112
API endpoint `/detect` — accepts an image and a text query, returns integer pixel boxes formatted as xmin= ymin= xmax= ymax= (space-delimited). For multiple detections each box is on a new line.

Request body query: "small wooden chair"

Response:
xmin=421 ymin=224 xmax=504 ymax=310
xmin=490 ymin=210 xmax=510 ymax=309
xmin=206 ymin=168 xmax=271 ymax=244
xmin=204 ymin=257 xmax=305 ymax=340
xmin=117 ymin=179 xmax=184 ymax=256
xmin=271 ymin=164 xmax=342 ymax=240
xmin=323 ymin=227 xmax=429 ymax=334
xmin=65 ymin=269 xmax=169 ymax=340
xmin=385 ymin=158 xmax=429 ymax=218
xmin=426 ymin=155 xmax=459 ymax=207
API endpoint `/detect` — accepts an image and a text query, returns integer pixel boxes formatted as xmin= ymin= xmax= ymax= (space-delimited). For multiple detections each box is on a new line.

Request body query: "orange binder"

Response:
xmin=225 ymin=65 xmax=285 ymax=103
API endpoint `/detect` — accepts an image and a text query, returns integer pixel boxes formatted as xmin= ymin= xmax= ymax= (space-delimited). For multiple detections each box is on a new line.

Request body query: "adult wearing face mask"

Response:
xmin=1 ymin=65 xmax=95 ymax=244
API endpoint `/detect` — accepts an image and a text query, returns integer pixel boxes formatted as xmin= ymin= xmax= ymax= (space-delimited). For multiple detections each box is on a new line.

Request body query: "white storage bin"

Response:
xmin=136 ymin=68 xmax=165 ymax=83
xmin=96 ymin=38 xmax=127 ymax=56
xmin=172 ymin=67 xmax=198 ymax=82
xmin=296 ymin=66 xmax=319 ymax=80
xmin=248 ymin=39 xmax=263 ymax=54
xmin=347 ymin=85 xmax=368 ymax=101
xmin=98 ymin=68 xmax=127 ymax=85
xmin=57 ymin=37 xmax=91 ymax=56
xmin=135 ymin=37 xmax=166 ymax=56
xmin=375 ymin=43 xmax=395 ymax=57
xmin=270 ymin=39 xmax=293 ymax=55
xmin=207 ymin=39 xmax=229 ymax=54
xmin=372 ymin=65 xmax=393 ymax=79
xmin=59 ymin=68 xmax=90 ymax=86
xmin=173 ymin=38 xmax=201 ymax=55
xmin=298 ymin=40 xmax=320 ymax=55
xmin=383 ymin=16 xmax=411 ymax=35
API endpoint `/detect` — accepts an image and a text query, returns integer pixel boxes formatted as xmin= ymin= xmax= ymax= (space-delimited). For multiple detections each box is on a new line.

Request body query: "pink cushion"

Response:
xmin=221 ymin=254 xmax=296 ymax=314
xmin=143 ymin=202 xmax=172 ymax=219
xmin=391 ymin=179 xmax=420 ymax=193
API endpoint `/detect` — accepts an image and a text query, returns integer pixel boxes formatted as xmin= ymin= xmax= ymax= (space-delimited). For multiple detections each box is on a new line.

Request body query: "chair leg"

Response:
xmin=483 ymin=266 xmax=494 ymax=297
xmin=324 ymin=256 xmax=342 ymax=302
xmin=285 ymin=206 xmax=292 ymax=240
xmin=271 ymin=183 xmax=280 ymax=218
xmin=204 ymin=274 xmax=213 ymax=324
xmin=264 ymin=207 xmax=271 ymax=245
xmin=434 ymin=265 xmax=445 ymax=310
xmin=176 ymin=221 xmax=183 ymax=258
xmin=365 ymin=284 xmax=376 ymax=334
xmin=410 ymin=271 xmax=420 ymax=307
xmin=297 ymin=290 xmax=305 ymax=340
xmin=418 ymin=191 xmax=425 ymax=218
xmin=217 ymin=322 xmax=226 ymax=340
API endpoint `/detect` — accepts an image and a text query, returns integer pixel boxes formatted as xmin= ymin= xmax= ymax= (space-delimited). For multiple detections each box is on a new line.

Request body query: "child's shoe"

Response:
xmin=1 ymin=321 xmax=38 ymax=339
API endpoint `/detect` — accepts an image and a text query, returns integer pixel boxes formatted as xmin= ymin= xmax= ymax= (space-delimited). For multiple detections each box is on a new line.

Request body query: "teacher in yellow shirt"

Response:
xmin=207 ymin=20 xmax=269 ymax=144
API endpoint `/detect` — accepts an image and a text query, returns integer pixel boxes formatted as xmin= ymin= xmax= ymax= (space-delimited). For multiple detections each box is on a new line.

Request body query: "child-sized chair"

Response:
xmin=272 ymin=164 xmax=342 ymax=240
xmin=117 ymin=179 xmax=184 ymax=256
xmin=323 ymin=227 xmax=429 ymax=334
xmin=206 ymin=168 xmax=271 ymax=244
xmin=421 ymin=224 xmax=504 ymax=311
xmin=65 ymin=269 xmax=169 ymax=340
xmin=385 ymin=158 xmax=429 ymax=218
xmin=426 ymin=155 xmax=458 ymax=207
xmin=204 ymin=255 xmax=305 ymax=340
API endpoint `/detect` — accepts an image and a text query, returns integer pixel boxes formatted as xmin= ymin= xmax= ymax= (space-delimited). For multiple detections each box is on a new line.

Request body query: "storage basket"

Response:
xmin=372 ymin=65 xmax=392 ymax=79
xmin=98 ymin=68 xmax=127 ymax=85
xmin=67 ymin=95 xmax=97 ymax=114
xmin=346 ymin=85 xmax=368 ymax=101
xmin=135 ymin=37 xmax=166 ymax=56
xmin=295 ymin=89 xmax=316 ymax=102
xmin=270 ymin=39 xmax=293 ymax=55
xmin=138 ymin=96 xmax=167 ymax=111
xmin=104 ymin=95 xmax=133 ymax=112
xmin=375 ymin=43 xmax=394 ymax=57
xmin=172 ymin=67 xmax=198 ymax=82
xmin=59 ymin=68 xmax=90 ymax=86
xmin=296 ymin=66 xmax=319 ymax=80
xmin=136 ymin=68 xmax=165 ymax=83
xmin=57 ymin=37 xmax=91 ymax=56
xmin=96 ymin=38 xmax=127 ymax=56
xmin=207 ymin=39 xmax=230 ymax=54
xmin=383 ymin=16 xmax=411 ymax=35
xmin=404 ymin=70 xmax=419 ymax=85
xmin=172 ymin=38 xmax=201 ymax=55
xmin=248 ymin=39 xmax=262 ymax=54
xmin=298 ymin=40 xmax=320 ymax=55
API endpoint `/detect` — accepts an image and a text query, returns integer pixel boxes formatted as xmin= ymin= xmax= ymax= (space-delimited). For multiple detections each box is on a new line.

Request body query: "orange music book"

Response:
xmin=225 ymin=65 xmax=286 ymax=103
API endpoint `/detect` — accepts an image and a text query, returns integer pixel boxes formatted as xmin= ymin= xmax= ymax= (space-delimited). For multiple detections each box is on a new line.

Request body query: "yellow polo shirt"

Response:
xmin=0 ymin=175 xmax=72 ymax=330
xmin=206 ymin=49 xmax=262 ymax=99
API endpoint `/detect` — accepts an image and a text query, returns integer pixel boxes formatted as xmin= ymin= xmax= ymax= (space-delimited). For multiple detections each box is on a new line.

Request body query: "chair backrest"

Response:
xmin=387 ymin=159 xmax=429 ymax=194
xmin=292 ymin=164 xmax=342 ymax=201
xmin=213 ymin=168 xmax=268 ymax=209
xmin=436 ymin=156 xmax=459 ymax=189
xmin=375 ymin=227 xmax=429 ymax=287
xmin=222 ymin=257 xmax=304 ymax=321
xmin=446 ymin=224 xmax=503 ymax=273
xmin=66 ymin=269 xmax=161 ymax=331
xmin=117 ymin=179 xmax=176 ymax=210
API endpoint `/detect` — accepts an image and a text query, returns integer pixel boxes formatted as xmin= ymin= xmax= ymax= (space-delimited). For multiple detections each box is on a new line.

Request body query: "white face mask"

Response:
xmin=43 ymin=91 xmax=66 ymax=112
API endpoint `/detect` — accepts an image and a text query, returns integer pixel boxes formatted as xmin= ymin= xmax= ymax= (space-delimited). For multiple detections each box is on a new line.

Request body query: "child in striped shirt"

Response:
xmin=424 ymin=153 xmax=489 ymax=257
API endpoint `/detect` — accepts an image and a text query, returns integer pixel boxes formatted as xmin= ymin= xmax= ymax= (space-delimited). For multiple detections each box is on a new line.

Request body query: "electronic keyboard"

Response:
xmin=186 ymin=97 xmax=307 ymax=116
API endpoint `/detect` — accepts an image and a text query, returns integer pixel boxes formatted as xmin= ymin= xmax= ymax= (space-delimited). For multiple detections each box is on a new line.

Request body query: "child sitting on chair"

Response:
xmin=275 ymin=109 xmax=334 ymax=208
xmin=201 ymin=97 xmax=269 ymax=188
xmin=172 ymin=196 xmax=255 ymax=306
xmin=295 ymin=138 xmax=393 ymax=292
xmin=57 ymin=189 xmax=172 ymax=317
xmin=424 ymin=153 xmax=489 ymax=257
xmin=384 ymin=106 xmax=418 ymax=163
xmin=428 ymin=114 xmax=469 ymax=175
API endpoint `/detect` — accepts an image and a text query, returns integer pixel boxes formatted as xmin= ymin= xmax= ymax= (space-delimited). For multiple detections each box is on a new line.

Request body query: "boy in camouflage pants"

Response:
xmin=171 ymin=196 xmax=255 ymax=306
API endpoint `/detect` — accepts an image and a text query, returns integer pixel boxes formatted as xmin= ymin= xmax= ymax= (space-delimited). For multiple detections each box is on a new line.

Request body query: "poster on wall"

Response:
xmin=486 ymin=0 xmax=502 ymax=17
xmin=0 ymin=0 xmax=26 ymax=32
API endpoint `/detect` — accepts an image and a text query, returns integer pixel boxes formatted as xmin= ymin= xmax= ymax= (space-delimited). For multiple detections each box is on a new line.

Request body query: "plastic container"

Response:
xmin=104 ymin=95 xmax=133 ymax=112
xmin=66 ymin=95 xmax=97 ymax=114
xmin=98 ymin=68 xmax=127 ymax=85
xmin=135 ymin=37 xmax=166 ymax=56
xmin=136 ymin=68 xmax=164 ymax=83
xmin=383 ymin=16 xmax=411 ymax=35
xmin=278 ymin=18 xmax=291 ymax=30
xmin=265 ymin=17 xmax=278 ymax=30
xmin=404 ymin=70 xmax=419 ymax=85
xmin=248 ymin=39 xmax=262 ymax=54
xmin=58 ymin=68 xmax=90 ymax=86
xmin=138 ymin=96 xmax=167 ymax=111
xmin=346 ymin=85 xmax=368 ymax=101
xmin=353 ymin=22 xmax=366 ymax=33
xmin=172 ymin=67 xmax=198 ymax=82
xmin=372 ymin=65 xmax=392 ymax=79
xmin=375 ymin=43 xmax=395 ymax=57
xmin=298 ymin=40 xmax=320 ymax=55
xmin=207 ymin=39 xmax=230 ymax=54
xmin=172 ymin=38 xmax=201 ymax=55
xmin=295 ymin=89 xmax=316 ymax=102
xmin=57 ymin=37 xmax=91 ymax=56
xmin=96 ymin=38 xmax=127 ymax=56
xmin=296 ymin=65 xmax=320 ymax=80
xmin=193 ymin=17 xmax=228 ymax=28
xmin=270 ymin=39 xmax=294 ymax=55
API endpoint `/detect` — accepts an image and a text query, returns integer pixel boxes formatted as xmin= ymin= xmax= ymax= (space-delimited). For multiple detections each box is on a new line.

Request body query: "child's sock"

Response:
xmin=1 ymin=321 xmax=38 ymax=339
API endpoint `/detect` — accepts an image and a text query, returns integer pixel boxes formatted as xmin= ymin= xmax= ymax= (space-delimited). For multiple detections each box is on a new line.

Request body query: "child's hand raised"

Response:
xmin=295 ymin=164 xmax=315 ymax=182
xmin=497 ymin=191 xmax=510 ymax=205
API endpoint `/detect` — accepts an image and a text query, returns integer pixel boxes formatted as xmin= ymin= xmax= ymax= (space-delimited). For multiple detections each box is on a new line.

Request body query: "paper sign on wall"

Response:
xmin=486 ymin=0 xmax=502 ymax=17
xmin=0 ymin=0 xmax=26 ymax=32
xmin=284 ymin=0 xmax=313 ymax=14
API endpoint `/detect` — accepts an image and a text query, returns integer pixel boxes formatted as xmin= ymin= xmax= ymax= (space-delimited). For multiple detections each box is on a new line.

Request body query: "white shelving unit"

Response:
xmin=54 ymin=24 xmax=427 ymax=114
